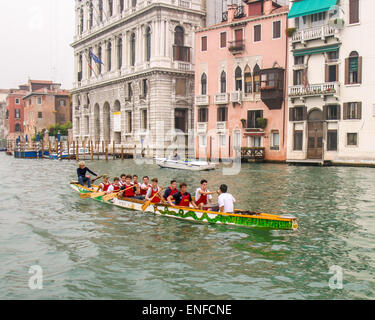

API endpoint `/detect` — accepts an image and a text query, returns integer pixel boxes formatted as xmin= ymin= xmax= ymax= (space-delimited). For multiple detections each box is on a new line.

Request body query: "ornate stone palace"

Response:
xmin=71 ymin=0 xmax=205 ymax=156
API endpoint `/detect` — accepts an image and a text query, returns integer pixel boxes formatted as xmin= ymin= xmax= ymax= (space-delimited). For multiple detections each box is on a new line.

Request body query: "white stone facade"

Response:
xmin=71 ymin=0 xmax=205 ymax=157
xmin=287 ymin=0 xmax=375 ymax=165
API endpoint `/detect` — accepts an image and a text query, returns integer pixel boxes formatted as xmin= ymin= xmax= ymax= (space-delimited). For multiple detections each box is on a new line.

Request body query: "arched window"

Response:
xmin=174 ymin=26 xmax=184 ymax=46
xmin=15 ymin=123 xmax=21 ymax=132
xmin=98 ymin=46 xmax=102 ymax=73
xmin=130 ymin=33 xmax=136 ymax=66
xmin=98 ymin=0 xmax=103 ymax=22
xmin=107 ymin=41 xmax=112 ymax=71
xmin=220 ymin=71 xmax=226 ymax=93
xmin=132 ymin=0 xmax=137 ymax=8
xmin=117 ymin=38 xmax=122 ymax=69
xmin=348 ymin=51 xmax=359 ymax=84
xmin=145 ymin=27 xmax=151 ymax=62
xmin=235 ymin=66 xmax=242 ymax=91
xmin=89 ymin=1 xmax=93 ymax=28
xmin=120 ymin=0 xmax=124 ymax=12
xmin=253 ymin=64 xmax=261 ymax=92
xmin=244 ymin=65 xmax=252 ymax=94
xmin=108 ymin=0 xmax=113 ymax=16
xmin=79 ymin=9 xmax=84 ymax=34
xmin=201 ymin=73 xmax=207 ymax=95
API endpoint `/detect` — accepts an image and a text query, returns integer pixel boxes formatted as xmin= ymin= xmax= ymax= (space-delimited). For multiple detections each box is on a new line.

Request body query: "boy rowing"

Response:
xmin=167 ymin=183 xmax=198 ymax=209
xmin=96 ymin=174 xmax=111 ymax=193
xmin=145 ymin=178 xmax=163 ymax=203
xmin=195 ymin=179 xmax=216 ymax=209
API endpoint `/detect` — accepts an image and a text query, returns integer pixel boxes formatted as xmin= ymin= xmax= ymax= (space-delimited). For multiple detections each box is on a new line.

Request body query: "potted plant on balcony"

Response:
xmin=256 ymin=117 xmax=267 ymax=129
xmin=285 ymin=27 xmax=296 ymax=38
xmin=240 ymin=119 xmax=247 ymax=128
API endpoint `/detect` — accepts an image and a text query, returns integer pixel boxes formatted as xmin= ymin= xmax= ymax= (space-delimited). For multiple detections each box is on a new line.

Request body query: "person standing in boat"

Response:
xmin=163 ymin=180 xmax=178 ymax=203
xmin=145 ymin=178 xmax=163 ymax=203
xmin=96 ymin=175 xmax=111 ymax=193
xmin=216 ymin=184 xmax=236 ymax=213
xmin=119 ymin=175 xmax=137 ymax=198
xmin=171 ymin=149 xmax=180 ymax=161
xmin=107 ymin=177 xmax=122 ymax=194
xmin=168 ymin=183 xmax=198 ymax=209
xmin=77 ymin=161 xmax=98 ymax=188
xmin=195 ymin=179 xmax=216 ymax=209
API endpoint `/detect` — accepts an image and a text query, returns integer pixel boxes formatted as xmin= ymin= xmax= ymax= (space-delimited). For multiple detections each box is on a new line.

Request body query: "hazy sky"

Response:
xmin=0 ymin=0 xmax=75 ymax=90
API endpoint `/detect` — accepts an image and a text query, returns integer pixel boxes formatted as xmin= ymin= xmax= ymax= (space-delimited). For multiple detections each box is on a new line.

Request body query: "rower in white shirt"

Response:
xmin=217 ymin=184 xmax=236 ymax=213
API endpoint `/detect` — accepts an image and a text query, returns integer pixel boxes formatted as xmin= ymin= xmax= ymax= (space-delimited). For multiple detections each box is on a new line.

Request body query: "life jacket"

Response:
xmin=112 ymin=184 xmax=121 ymax=193
xmin=151 ymin=188 xmax=161 ymax=203
xmin=102 ymin=182 xmax=111 ymax=192
xmin=168 ymin=187 xmax=178 ymax=197
xmin=123 ymin=184 xmax=135 ymax=197
xmin=195 ymin=192 xmax=208 ymax=206
xmin=140 ymin=184 xmax=151 ymax=196
xmin=179 ymin=193 xmax=191 ymax=207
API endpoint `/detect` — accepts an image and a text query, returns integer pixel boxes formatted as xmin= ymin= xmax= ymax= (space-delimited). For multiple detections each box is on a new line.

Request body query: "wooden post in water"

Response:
xmin=90 ymin=141 xmax=94 ymax=161
xmin=41 ymin=141 xmax=44 ymax=158
xmin=105 ymin=141 xmax=108 ymax=161
xmin=82 ymin=140 xmax=86 ymax=160
xmin=67 ymin=140 xmax=70 ymax=159
xmin=59 ymin=141 xmax=63 ymax=161
xmin=121 ymin=145 xmax=124 ymax=160
xmin=76 ymin=141 xmax=79 ymax=161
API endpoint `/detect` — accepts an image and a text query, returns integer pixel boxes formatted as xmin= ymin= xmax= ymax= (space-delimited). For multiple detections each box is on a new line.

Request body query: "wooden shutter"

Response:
xmin=235 ymin=29 xmax=243 ymax=42
xmin=345 ymin=58 xmax=349 ymax=84
xmin=323 ymin=105 xmax=327 ymax=120
xmin=358 ymin=56 xmax=362 ymax=84
xmin=357 ymin=102 xmax=362 ymax=119
xmin=201 ymin=37 xmax=207 ymax=51
xmin=220 ymin=32 xmax=226 ymax=48
xmin=289 ymin=108 xmax=294 ymax=121
xmin=343 ymin=103 xmax=348 ymax=120
xmin=273 ymin=21 xmax=281 ymax=38
xmin=325 ymin=65 xmax=329 ymax=83
xmin=349 ymin=0 xmax=359 ymax=24
xmin=303 ymin=106 xmax=307 ymax=120
xmin=254 ymin=25 xmax=261 ymax=42
xmin=337 ymin=104 xmax=341 ymax=120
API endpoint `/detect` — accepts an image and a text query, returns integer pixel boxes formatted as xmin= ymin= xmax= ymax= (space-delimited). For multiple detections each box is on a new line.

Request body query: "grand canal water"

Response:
xmin=0 ymin=152 xmax=374 ymax=300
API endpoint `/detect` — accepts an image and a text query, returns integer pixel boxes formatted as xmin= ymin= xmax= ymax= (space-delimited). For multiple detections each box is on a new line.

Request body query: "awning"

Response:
xmin=288 ymin=0 xmax=338 ymax=19
xmin=293 ymin=44 xmax=339 ymax=57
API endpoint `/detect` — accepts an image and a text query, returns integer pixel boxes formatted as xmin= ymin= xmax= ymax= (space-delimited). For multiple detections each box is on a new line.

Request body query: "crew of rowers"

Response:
xmin=77 ymin=161 xmax=235 ymax=213
xmin=96 ymin=175 xmax=235 ymax=213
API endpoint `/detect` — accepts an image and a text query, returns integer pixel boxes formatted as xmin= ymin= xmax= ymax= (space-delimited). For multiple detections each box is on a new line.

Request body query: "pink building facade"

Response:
xmin=194 ymin=0 xmax=289 ymax=162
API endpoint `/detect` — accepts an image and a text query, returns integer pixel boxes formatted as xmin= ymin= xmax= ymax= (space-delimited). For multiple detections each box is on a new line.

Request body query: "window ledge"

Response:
xmin=345 ymin=84 xmax=361 ymax=87
xmin=347 ymin=22 xmax=361 ymax=27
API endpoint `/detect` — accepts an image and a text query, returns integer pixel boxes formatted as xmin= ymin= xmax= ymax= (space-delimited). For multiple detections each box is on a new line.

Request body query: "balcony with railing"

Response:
xmin=216 ymin=121 xmax=227 ymax=133
xmin=289 ymin=82 xmax=340 ymax=100
xmin=195 ymin=95 xmax=209 ymax=106
xmin=241 ymin=147 xmax=265 ymax=161
xmin=173 ymin=45 xmax=191 ymax=62
xmin=292 ymin=24 xmax=337 ymax=44
xmin=230 ymin=91 xmax=242 ymax=104
xmin=228 ymin=40 xmax=245 ymax=54
xmin=197 ymin=122 xmax=207 ymax=134
xmin=214 ymin=93 xmax=229 ymax=105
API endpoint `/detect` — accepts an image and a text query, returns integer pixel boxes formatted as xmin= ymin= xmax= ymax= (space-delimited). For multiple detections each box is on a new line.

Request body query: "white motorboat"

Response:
xmin=155 ymin=158 xmax=216 ymax=171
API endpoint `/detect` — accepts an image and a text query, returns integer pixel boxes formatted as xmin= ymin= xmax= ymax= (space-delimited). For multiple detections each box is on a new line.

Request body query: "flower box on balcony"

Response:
xmin=286 ymin=27 xmax=296 ymax=38
xmin=256 ymin=118 xmax=267 ymax=129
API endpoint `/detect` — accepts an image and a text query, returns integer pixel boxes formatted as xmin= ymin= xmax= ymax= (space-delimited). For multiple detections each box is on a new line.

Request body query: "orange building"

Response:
xmin=23 ymin=80 xmax=71 ymax=138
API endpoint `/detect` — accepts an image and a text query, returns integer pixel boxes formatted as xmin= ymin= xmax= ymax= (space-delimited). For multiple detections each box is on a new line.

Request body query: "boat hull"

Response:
xmin=155 ymin=158 xmax=216 ymax=171
xmin=71 ymin=184 xmax=298 ymax=230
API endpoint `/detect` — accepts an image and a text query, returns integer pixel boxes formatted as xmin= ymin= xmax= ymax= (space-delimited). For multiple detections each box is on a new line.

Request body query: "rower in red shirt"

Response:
xmin=96 ymin=175 xmax=111 ymax=192
xmin=140 ymin=176 xmax=151 ymax=197
xmin=162 ymin=180 xmax=179 ymax=203
xmin=119 ymin=175 xmax=136 ymax=198
xmin=167 ymin=183 xmax=198 ymax=208
xmin=107 ymin=177 xmax=122 ymax=194
xmin=145 ymin=178 xmax=162 ymax=203
xmin=195 ymin=179 xmax=216 ymax=209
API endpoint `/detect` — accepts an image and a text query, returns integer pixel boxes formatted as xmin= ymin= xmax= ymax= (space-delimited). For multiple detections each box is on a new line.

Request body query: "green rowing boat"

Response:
xmin=71 ymin=183 xmax=299 ymax=231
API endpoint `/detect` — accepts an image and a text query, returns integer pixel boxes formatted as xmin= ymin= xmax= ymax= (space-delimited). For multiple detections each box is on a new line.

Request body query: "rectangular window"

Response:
xmin=176 ymin=79 xmax=186 ymax=96
xmin=198 ymin=107 xmax=208 ymax=123
xmin=254 ymin=25 xmax=261 ymax=42
xmin=126 ymin=111 xmax=132 ymax=133
xmin=327 ymin=130 xmax=338 ymax=151
xmin=271 ymin=131 xmax=280 ymax=150
xmin=349 ymin=0 xmax=359 ymax=24
xmin=38 ymin=112 xmax=43 ymax=119
xmin=347 ymin=133 xmax=358 ymax=146
xmin=294 ymin=131 xmax=303 ymax=151
xmin=15 ymin=109 xmax=20 ymax=119
xmin=293 ymin=70 xmax=303 ymax=86
xmin=273 ymin=21 xmax=281 ymax=39
xmin=141 ymin=79 xmax=148 ymax=98
xmin=294 ymin=56 xmax=304 ymax=65
xmin=346 ymin=102 xmax=361 ymax=119
xmin=311 ymin=12 xmax=326 ymax=26
xmin=293 ymin=106 xmax=304 ymax=121
xmin=328 ymin=65 xmax=337 ymax=82
xmin=220 ymin=32 xmax=227 ymax=48
xmin=234 ymin=29 xmax=243 ymax=42
xmin=247 ymin=110 xmax=263 ymax=128
xmin=199 ymin=135 xmax=207 ymax=147
xmin=219 ymin=135 xmax=226 ymax=147
xmin=327 ymin=105 xmax=339 ymax=120
xmin=201 ymin=36 xmax=207 ymax=51
xmin=128 ymin=83 xmax=133 ymax=100
xmin=15 ymin=98 xmax=20 ymax=104
xmin=217 ymin=107 xmax=228 ymax=122
xmin=37 ymin=97 xmax=42 ymax=104
xmin=141 ymin=109 xmax=147 ymax=130
xmin=328 ymin=51 xmax=338 ymax=61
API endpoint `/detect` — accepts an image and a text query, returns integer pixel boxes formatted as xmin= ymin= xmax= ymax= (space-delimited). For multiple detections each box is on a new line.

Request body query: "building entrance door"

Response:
xmin=307 ymin=109 xmax=323 ymax=159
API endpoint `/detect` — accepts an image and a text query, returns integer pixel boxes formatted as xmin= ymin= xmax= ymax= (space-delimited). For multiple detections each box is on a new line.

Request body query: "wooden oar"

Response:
xmin=142 ymin=188 xmax=163 ymax=212
xmin=71 ymin=175 xmax=102 ymax=185
xmin=80 ymin=191 xmax=106 ymax=199
xmin=102 ymin=185 xmax=134 ymax=202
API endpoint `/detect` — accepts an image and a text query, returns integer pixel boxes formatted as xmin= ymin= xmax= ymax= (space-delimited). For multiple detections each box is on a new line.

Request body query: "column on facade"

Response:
xmin=121 ymin=32 xmax=127 ymax=69
xmin=74 ymin=53 xmax=79 ymax=85
xmin=111 ymin=37 xmax=116 ymax=72
xmin=165 ymin=20 xmax=170 ymax=60
xmin=136 ymin=25 xmax=142 ymax=67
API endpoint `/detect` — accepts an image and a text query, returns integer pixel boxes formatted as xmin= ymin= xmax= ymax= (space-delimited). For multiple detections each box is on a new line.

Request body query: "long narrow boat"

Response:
xmin=70 ymin=183 xmax=298 ymax=231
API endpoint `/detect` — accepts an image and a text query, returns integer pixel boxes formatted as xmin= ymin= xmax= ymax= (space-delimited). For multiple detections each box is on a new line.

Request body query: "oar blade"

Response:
xmin=90 ymin=192 xmax=106 ymax=198
xmin=80 ymin=193 xmax=92 ymax=199
xmin=141 ymin=201 xmax=151 ymax=212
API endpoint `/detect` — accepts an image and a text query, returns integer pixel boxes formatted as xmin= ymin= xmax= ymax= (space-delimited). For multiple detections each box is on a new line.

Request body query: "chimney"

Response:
xmin=264 ymin=0 xmax=273 ymax=15
xmin=228 ymin=4 xmax=238 ymax=23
